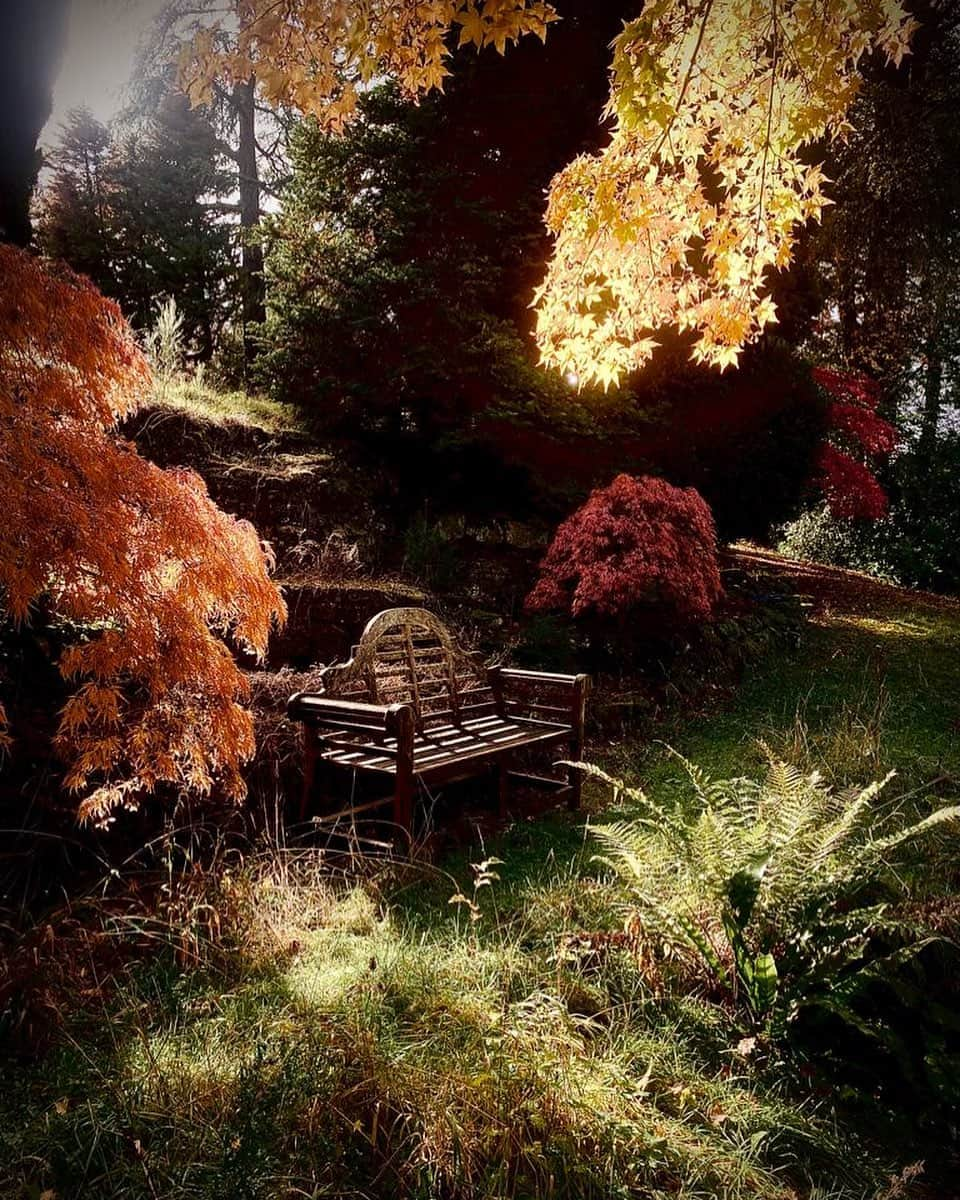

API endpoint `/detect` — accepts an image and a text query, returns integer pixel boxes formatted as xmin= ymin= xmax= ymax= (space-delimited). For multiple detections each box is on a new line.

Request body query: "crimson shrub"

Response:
xmin=526 ymin=474 xmax=723 ymax=631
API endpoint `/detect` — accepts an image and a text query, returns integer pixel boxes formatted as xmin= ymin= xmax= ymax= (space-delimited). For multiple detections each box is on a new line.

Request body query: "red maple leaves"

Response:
xmin=0 ymin=247 xmax=285 ymax=823
xmin=811 ymin=367 xmax=897 ymax=520
xmin=526 ymin=474 xmax=723 ymax=627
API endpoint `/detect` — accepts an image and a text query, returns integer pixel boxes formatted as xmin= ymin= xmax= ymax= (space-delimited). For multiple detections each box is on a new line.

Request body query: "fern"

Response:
xmin=585 ymin=755 xmax=960 ymax=1030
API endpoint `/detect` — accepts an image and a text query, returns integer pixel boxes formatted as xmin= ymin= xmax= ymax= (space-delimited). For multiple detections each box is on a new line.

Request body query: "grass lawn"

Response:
xmin=626 ymin=550 xmax=960 ymax=799
xmin=151 ymin=379 xmax=309 ymax=437
xmin=2 ymin=554 xmax=958 ymax=1199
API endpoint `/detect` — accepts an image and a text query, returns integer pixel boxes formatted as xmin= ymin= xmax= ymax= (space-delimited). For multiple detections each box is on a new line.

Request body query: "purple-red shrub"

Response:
xmin=526 ymin=474 xmax=723 ymax=628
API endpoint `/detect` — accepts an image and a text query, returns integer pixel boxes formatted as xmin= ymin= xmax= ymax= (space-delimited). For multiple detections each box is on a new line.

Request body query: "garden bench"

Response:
xmin=287 ymin=607 xmax=590 ymax=835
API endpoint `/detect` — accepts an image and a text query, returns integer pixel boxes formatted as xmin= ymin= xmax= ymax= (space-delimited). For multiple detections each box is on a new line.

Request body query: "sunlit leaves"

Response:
xmin=0 ymin=247 xmax=285 ymax=823
xmin=179 ymin=1 xmax=917 ymax=389
xmin=179 ymin=1 xmax=558 ymax=133
xmin=534 ymin=0 xmax=918 ymax=387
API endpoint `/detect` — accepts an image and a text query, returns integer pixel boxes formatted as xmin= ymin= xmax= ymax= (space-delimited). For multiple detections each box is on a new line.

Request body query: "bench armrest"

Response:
xmin=287 ymin=693 xmax=413 ymax=737
xmin=496 ymin=668 xmax=587 ymax=689
xmin=488 ymin=668 xmax=591 ymax=728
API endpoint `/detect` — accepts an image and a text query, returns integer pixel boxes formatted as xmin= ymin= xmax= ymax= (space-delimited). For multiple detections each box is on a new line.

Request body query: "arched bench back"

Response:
xmin=318 ymin=608 xmax=496 ymax=731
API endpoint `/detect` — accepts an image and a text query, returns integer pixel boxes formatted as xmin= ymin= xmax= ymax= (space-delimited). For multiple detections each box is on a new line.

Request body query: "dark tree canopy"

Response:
xmin=0 ymin=0 xmax=69 ymax=246
xmin=37 ymin=96 xmax=237 ymax=353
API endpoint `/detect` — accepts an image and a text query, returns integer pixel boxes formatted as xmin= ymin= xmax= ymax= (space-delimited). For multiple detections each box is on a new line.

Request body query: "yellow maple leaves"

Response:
xmin=179 ymin=1 xmax=917 ymax=389
xmin=535 ymin=0 xmax=918 ymax=387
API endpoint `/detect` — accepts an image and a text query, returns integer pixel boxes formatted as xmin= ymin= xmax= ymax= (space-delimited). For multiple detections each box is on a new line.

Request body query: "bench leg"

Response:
xmin=497 ymin=758 xmax=510 ymax=820
xmin=394 ymin=771 xmax=414 ymax=837
xmin=391 ymin=706 xmax=416 ymax=840
xmin=300 ymin=728 xmax=317 ymax=822
xmin=568 ymin=674 xmax=591 ymax=811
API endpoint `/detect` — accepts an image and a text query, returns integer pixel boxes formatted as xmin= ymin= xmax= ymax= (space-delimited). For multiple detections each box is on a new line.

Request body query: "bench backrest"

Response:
xmin=318 ymin=608 xmax=497 ymax=732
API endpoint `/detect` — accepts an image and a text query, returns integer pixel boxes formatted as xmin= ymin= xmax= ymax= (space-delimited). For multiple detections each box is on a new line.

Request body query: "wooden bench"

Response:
xmin=287 ymin=607 xmax=590 ymax=834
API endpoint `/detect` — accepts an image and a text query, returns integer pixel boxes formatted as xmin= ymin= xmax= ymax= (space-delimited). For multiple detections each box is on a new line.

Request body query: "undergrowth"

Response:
xmin=2 ymin=571 xmax=957 ymax=1199
xmin=0 ymin=812 xmax=942 ymax=1200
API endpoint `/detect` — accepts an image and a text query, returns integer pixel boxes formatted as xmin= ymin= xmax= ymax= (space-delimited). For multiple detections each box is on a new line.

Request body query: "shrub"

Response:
xmin=583 ymin=755 xmax=960 ymax=1035
xmin=777 ymin=503 xmax=895 ymax=581
xmin=781 ymin=429 xmax=960 ymax=592
xmin=145 ymin=296 xmax=186 ymax=392
xmin=402 ymin=515 xmax=460 ymax=590
xmin=0 ymin=246 xmax=285 ymax=823
xmin=526 ymin=474 xmax=723 ymax=630
xmin=879 ymin=433 xmax=960 ymax=592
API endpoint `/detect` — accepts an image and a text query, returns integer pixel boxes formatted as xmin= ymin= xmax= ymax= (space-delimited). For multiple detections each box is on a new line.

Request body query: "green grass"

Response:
xmin=616 ymin=597 xmax=960 ymax=803
xmin=2 ymin=580 xmax=957 ymax=1199
xmin=0 ymin=874 xmax=877 ymax=1200
xmin=152 ymin=378 xmax=308 ymax=437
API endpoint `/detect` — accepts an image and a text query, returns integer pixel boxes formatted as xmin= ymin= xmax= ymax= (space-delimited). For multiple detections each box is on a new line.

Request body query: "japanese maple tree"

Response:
xmin=534 ymin=0 xmax=918 ymax=386
xmin=813 ymin=366 xmax=897 ymax=520
xmin=0 ymin=246 xmax=285 ymax=822
xmin=178 ymin=0 xmax=558 ymax=130
xmin=526 ymin=473 xmax=723 ymax=628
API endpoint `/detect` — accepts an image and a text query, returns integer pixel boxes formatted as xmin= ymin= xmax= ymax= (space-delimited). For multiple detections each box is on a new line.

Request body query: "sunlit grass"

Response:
xmin=153 ymin=378 xmax=307 ymax=436
xmin=1 ymin=845 xmax=881 ymax=1200
xmin=624 ymin=594 xmax=960 ymax=797
xmin=1 ymin=579 xmax=955 ymax=1198
xmin=820 ymin=613 xmax=939 ymax=639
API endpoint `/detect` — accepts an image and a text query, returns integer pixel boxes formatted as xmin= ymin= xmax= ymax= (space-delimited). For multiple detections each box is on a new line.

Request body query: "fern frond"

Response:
xmin=663 ymin=746 xmax=727 ymax=806
xmin=577 ymin=765 xmax=683 ymax=833
xmin=810 ymin=772 xmax=896 ymax=872
xmin=865 ymin=804 xmax=960 ymax=862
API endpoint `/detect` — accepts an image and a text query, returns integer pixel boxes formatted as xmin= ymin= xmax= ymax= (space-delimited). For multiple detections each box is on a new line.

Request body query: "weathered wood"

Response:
xmin=287 ymin=608 xmax=590 ymax=837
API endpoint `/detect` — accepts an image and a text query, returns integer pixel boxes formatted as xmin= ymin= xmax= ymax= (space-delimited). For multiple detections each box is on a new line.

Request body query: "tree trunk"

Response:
xmin=233 ymin=76 xmax=265 ymax=368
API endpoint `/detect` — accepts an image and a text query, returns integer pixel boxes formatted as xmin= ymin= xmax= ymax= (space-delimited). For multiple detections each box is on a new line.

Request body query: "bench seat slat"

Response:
xmin=320 ymin=716 xmax=568 ymax=774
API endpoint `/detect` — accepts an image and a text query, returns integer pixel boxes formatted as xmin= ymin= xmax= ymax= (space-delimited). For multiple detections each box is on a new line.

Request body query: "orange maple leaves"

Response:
xmin=179 ymin=0 xmax=557 ymax=133
xmin=0 ymin=247 xmax=285 ymax=822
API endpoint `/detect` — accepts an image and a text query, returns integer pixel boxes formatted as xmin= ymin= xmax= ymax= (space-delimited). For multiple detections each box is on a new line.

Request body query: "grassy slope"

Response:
xmin=150 ymin=379 xmax=309 ymax=437
xmin=5 ymin=374 xmax=959 ymax=1197
xmin=630 ymin=547 xmax=960 ymax=800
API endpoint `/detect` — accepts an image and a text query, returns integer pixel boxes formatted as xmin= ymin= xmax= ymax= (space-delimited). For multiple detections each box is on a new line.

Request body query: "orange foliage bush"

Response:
xmin=0 ymin=246 xmax=285 ymax=822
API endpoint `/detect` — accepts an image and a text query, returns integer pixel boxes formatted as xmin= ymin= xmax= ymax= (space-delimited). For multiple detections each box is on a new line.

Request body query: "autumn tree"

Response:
xmin=812 ymin=367 xmax=896 ymax=520
xmin=178 ymin=0 xmax=557 ymax=123
xmin=0 ymin=246 xmax=285 ymax=822
xmin=527 ymin=473 xmax=723 ymax=630
xmin=534 ymin=0 xmax=919 ymax=386
xmin=179 ymin=1 xmax=917 ymax=390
